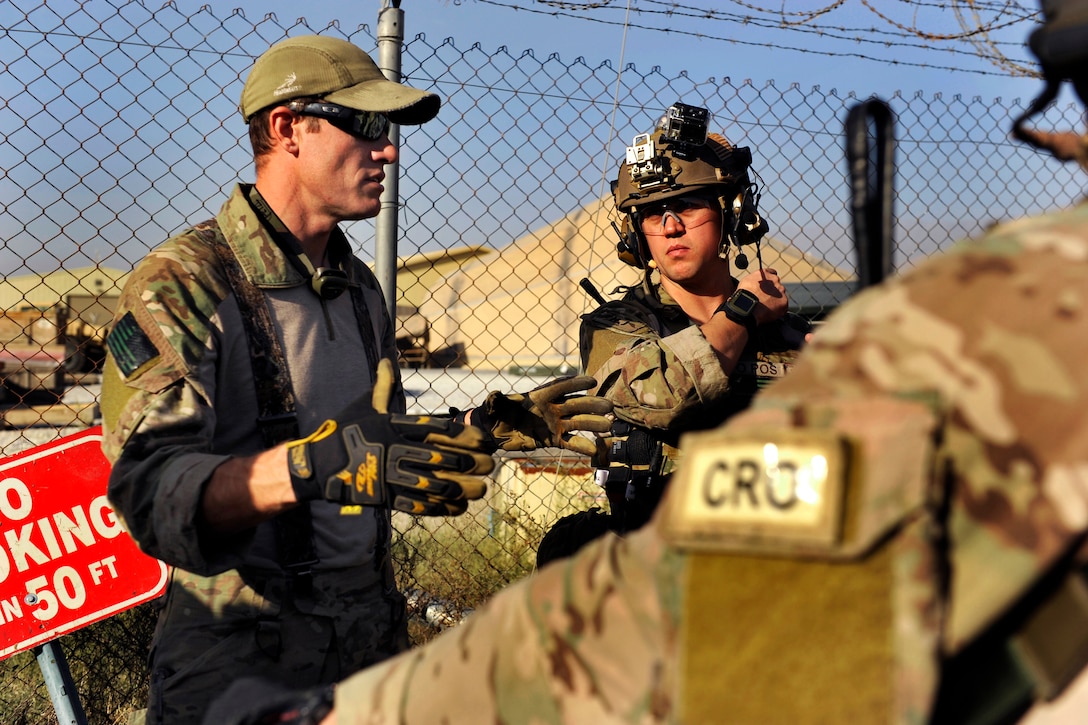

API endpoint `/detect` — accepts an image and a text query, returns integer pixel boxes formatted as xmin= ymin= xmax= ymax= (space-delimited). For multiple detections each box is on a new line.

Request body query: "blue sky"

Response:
xmin=4 ymin=0 xmax=1071 ymax=280
xmin=174 ymin=0 xmax=1047 ymax=105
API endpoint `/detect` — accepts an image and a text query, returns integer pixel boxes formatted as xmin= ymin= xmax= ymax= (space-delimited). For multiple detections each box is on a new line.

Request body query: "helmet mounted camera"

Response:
xmin=612 ymin=101 xmax=768 ymax=270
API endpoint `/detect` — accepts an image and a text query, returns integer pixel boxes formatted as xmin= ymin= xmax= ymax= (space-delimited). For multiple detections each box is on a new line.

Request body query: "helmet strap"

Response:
xmin=632 ymin=222 xmax=651 ymax=270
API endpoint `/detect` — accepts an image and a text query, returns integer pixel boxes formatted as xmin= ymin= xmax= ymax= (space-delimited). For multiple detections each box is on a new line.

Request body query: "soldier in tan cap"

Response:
xmin=101 ymin=35 xmax=609 ymax=725
xmin=203 ymin=2 xmax=1088 ymax=722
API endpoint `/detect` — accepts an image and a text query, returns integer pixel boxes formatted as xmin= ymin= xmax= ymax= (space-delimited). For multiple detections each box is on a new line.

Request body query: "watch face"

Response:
xmin=730 ymin=290 xmax=759 ymax=316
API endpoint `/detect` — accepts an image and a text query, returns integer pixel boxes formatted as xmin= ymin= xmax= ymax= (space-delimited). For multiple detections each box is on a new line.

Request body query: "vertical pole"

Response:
xmin=375 ymin=0 xmax=405 ymax=320
xmin=35 ymin=641 xmax=88 ymax=725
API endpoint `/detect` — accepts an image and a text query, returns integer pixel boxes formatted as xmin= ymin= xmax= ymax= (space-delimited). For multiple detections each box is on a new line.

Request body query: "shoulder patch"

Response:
xmin=660 ymin=426 xmax=849 ymax=555
xmin=106 ymin=311 xmax=161 ymax=378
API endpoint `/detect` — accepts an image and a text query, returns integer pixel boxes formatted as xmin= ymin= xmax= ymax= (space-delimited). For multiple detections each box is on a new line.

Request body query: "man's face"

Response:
xmin=639 ymin=195 xmax=728 ymax=285
xmin=294 ymin=111 xmax=398 ymax=222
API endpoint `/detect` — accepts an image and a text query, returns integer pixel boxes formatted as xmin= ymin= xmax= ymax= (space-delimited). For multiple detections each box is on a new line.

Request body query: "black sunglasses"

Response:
xmin=287 ymin=100 xmax=390 ymax=141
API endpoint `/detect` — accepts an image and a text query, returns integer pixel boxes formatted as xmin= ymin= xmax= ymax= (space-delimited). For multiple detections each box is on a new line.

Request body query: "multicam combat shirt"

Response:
xmin=100 ymin=184 xmax=402 ymax=575
xmin=580 ymin=281 xmax=810 ymax=452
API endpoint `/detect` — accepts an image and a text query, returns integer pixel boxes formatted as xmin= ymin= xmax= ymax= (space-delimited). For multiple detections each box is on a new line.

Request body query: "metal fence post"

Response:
xmin=34 ymin=641 xmax=88 ymax=725
xmin=376 ymin=0 xmax=406 ymax=319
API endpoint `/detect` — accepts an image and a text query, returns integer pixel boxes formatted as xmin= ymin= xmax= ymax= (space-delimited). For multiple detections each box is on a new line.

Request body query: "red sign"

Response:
xmin=0 ymin=426 xmax=168 ymax=660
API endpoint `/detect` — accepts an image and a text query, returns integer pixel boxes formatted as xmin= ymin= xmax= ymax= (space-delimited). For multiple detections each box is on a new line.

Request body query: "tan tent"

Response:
xmin=395 ymin=246 xmax=494 ymax=310
xmin=392 ymin=246 xmax=494 ymax=366
xmin=420 ymin=197 xmax=852 ymax=372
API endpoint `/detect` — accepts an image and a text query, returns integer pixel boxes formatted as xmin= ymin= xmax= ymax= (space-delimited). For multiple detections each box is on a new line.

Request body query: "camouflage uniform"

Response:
xmin=101 ymin=184 xmax=409 ymax=725
xmin=320 ymin=198 xmax=1088 ymax=724
xmin=547 ymin=111 xmax=811 ymax=541
xmin=581 ymin=280 xmax=809 ymax=531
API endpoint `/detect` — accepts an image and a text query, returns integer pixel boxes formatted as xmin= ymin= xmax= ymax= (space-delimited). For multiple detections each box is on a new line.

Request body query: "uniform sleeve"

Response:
xmin=333 ymin=525 xmax=682 ymax=724
xmin=580 ymin=302 xmax=730 ymax=431
xmin=101 ymin=232 xmax=245 ymax=574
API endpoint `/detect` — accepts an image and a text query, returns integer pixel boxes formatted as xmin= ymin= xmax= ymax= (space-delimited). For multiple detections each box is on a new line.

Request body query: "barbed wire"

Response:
xmin=856 ymin=0 xmax=1032 ymax=40
xmin=477 ymin=0 xmax=1043 ymax=77
xmin=949 ymin=1 xmax=1040 ymax=76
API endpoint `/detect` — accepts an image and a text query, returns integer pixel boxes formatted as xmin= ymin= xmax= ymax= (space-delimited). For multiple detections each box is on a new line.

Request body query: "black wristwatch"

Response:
xmin=716 ymin=289 xmax=759 ymax=335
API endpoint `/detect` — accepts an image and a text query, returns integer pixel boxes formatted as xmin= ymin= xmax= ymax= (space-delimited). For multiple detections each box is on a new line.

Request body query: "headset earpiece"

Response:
xmin=310 ymin=267 xmax=349 ymax=300
xmin=613 ymin=218 xmax=648 ymax=269
xmin=292 ymin=248 xmax=349 ymax=300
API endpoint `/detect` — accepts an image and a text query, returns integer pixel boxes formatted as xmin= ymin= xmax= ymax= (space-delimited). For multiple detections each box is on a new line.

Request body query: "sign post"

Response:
xmin=0 ymin=426 xmax=169 ymax=719
xmin=36 ymin=640 xmax=87 ymax=724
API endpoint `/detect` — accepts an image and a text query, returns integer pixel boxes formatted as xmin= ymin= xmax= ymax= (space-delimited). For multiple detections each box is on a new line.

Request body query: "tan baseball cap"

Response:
xmin=239 ymin=35 xmax=440 ymax=124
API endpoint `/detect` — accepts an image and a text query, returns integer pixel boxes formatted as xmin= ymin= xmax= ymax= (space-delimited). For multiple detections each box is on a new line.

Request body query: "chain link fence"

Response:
xmin=1 ymin=0 xmax=1085 ymax=721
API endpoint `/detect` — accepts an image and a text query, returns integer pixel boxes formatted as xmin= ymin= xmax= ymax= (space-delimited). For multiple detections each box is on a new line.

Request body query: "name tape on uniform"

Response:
xmin=732 ymin=359 xmax=793 ymax=379
xmin=661 ymin=426 xmax=849 ymax=554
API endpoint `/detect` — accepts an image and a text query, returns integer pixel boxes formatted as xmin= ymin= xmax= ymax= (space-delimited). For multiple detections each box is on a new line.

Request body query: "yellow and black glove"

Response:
xmin=473 ymin=375 xmax=613 ymax=456
xmin=286 ymin=359 xmax=493 ymax=516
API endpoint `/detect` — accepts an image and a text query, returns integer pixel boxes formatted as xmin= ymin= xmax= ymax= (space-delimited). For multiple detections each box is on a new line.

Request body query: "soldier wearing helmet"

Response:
xmin=542 ymin=104 xmax=811 ymax=557
xmin=206 ymin=2 xmax=1088 ymax=722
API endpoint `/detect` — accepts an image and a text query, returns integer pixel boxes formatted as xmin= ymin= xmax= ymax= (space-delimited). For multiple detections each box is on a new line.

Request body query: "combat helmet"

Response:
xmin=611 ymin=102 xmax=768 ymax=270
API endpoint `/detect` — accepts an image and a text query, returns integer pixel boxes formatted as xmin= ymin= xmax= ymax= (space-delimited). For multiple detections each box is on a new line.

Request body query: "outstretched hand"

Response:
xmin=478 ymin=375 xmax=613 ymax=456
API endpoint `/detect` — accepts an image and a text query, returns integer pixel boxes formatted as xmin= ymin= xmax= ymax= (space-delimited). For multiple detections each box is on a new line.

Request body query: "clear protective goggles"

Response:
xmin=287 ymin=100 xmax=390 ymax=141
xmin=638 ymin=195 xmax=717 ymax=230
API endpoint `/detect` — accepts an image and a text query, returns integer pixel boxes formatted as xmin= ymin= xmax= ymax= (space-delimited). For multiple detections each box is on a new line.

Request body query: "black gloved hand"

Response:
xmin=286 ymin=359 xmax=494 ymax=516
xmin=474 ymin=375 xmax=613 ymax=456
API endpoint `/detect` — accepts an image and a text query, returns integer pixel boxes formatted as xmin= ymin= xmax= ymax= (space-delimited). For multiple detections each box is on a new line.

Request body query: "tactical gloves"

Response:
xmin=286 ymin=359 xmax=494 ymax=516
xmin=472 ymin=375 xmax=613 ymax=456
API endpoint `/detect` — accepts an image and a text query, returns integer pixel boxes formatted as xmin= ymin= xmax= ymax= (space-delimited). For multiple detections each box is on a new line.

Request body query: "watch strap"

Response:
xmin=716 ymin=290 xmax=759 ymax=335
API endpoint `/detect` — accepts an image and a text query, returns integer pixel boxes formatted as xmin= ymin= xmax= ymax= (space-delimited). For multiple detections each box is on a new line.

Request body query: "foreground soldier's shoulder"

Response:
xmin=984 ymin=201 xmax=1088 ymax=257
xmin=930 ymin=203 xmax=1088 ymax=270
xmin=815 ymin=208 xmax=1088 ymax=345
